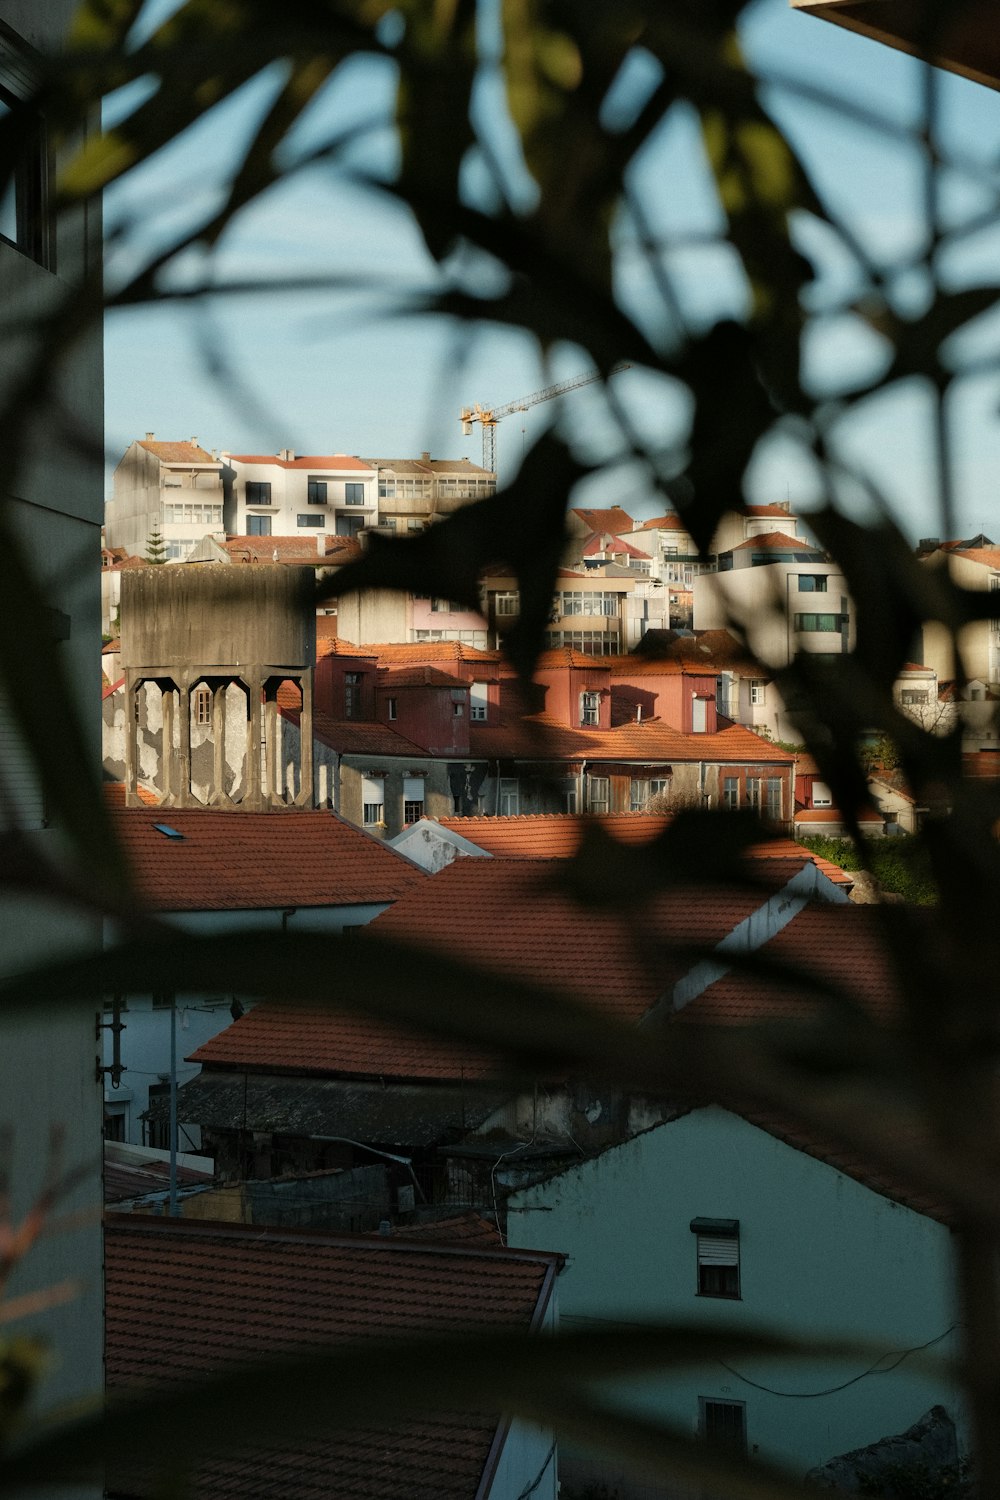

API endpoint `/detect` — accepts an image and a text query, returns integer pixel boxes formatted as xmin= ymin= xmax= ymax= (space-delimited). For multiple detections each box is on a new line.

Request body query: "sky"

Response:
xmin=102 ymin=0 xmax=1000 ymax=540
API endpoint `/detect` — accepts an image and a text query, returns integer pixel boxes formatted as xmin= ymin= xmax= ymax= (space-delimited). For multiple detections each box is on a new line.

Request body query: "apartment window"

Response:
xmin=812 ymin=780 xmax=832 ymax=808
xmin=194 ymin=687 xmax=212 ymax=726
xmin=563 ymin=788 xmax=578 ymax=814
xmin=557 ymin=590 xmax=619 ymax=617
xmin=344 ymin=672 xmax=362 ymax=718
xmin=747 ymin=778 xmax=761 ymax=810
xmin=103 ymin=1107 xmax=126 ymax=1143
xmin=362 ymin=774 xmax=384 ymax=826
xmin=692 ymin=1218 xmax=740 ymax=1299
xmin=723 ymin=776 xmax=739 ymax=809
xmin=700 ymin=1399 xmax=747 ymax=1455
xmin=629 ymin=779 xmax=648 ymax=813
xmin=407 ymin=519 xmax=424 ymax=531
xmin=650 ymin=778 xmax=670 ymax=801
xmin=797 ymin=574 xmax=828 ymax=592
xmin=794 ymin=612 xmax=840 ymax=633
xmin=588 ymin=775 xmax=610 ymax=814
xmin=901 ymin=689 xmax=928 ymax=706
xmin=453 ymin=700 xmax=464 ymax=717
xmin=498 ymin=778 xmax=519 ymax=816
xmin=544 ymin=630 xmax=618 ymax=655
xmin=403 ymin=775 xmax=424 ymax=824
xmin=387 ymin=697 xmax=397 ymax=721
xmin=431 ymin=598 xmax=452 ymax=613
xmin=469 ymin=682 xmax=488 ymax=721
xmin=151 ymin=993 xmax=174 ymax=1010
xmin=580 ymin=690 xmax=600 ymax=727
xmin=749 ymin=680 xmax=767 ymax=706
xmin=766 ymin=777 xmax=783 ymax=821
xmin=495 ymin=591 xmax=520 ymax=616
xmin=0 ymin=56 xmax=51 ymax=270
xmin=247 ymin=514 xmax=271 ymax=536
xmin=307 ymin=479 xmax=327 ymax=504
xmin=297 ymin=513 xmax=324 ymax=528
xmin=345 ymin=482 xmax=365 ymax=505
xmin=245 ymin=481 xmax=271 ymax=504
xmin=337 ymin=515 xmax=365 ymax=537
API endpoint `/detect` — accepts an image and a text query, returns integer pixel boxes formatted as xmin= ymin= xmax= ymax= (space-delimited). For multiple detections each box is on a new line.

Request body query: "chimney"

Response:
xmin=421 ymin=451 xmax=431 ymax=462
xmin=190 ymin=436 xmax=198 ymax=446
xmin=145 ymin=431 xmax=154 ymax=441
xmin=317 ymin=534 xmax=325 ymax=556
xmin=279 ymin=448 xmax=295 ymax=462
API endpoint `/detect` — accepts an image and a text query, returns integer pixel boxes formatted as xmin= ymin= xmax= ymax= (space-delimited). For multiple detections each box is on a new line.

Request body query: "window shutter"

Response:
xmin=362 ymin=774 xmax=383 ymax=803
xmin=697 ymin=1235 xmax=739 ymax=1267
xmin=0 ymin=689 xmax=43 ymax=829
xmin=403 ymin=775 xmax=423 ymax=801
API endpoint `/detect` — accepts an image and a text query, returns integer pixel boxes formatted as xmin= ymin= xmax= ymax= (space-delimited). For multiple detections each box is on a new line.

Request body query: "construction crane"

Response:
xmin=460 ymin=363 xmax=629 ymax=473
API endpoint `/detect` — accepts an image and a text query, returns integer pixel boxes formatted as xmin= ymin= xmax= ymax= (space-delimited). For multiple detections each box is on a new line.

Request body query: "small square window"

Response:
xmin=245 ymin=481 xmax=271 ymax=505
xmin=700 ymin=1398 xmax=747 ymax=1455
xmin=193 ymin=687 xmax=212 ymax=726
xmin=307 ymin=480 xmax=327 ymax=504
xmin=692 ymin=1217 xmax=740 ymax=1299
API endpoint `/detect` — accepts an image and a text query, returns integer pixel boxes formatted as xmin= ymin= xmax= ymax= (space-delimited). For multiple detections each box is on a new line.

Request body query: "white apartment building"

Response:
xmin=694 ymin=533 xmax=854 ymax=667
xmin=223 ymin=449 xmax=377 ymax=539
xmin=365 ymin=453 xmax=496 ymax=532
xmin=106 ymin=436 xmax=224 ymax=560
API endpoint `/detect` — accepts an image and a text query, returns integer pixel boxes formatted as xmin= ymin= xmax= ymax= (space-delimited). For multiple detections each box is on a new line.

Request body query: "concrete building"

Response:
xmin=364 ymin=452 xmax=496 ymax=533
xmin=106 ymin=437 xmax=224 ymax=560
xmin=0 ymin=0 xmax=105 ymax=1445
xmin=223 ymin=450 xmax=377 ymax=539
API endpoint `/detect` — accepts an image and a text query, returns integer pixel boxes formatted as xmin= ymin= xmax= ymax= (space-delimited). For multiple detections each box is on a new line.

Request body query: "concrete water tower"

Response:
xmin=120 ymin=565 xmax=315 ymax=810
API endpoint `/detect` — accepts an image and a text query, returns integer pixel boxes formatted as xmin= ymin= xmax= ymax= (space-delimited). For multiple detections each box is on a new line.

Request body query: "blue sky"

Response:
xmin=103 ymin=0 xmax=1000 ymax=539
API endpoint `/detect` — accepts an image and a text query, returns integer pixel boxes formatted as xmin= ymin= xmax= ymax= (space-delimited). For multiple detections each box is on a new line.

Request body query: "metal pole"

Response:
xmin=169 ymin=995 xmax=178 ymax=1218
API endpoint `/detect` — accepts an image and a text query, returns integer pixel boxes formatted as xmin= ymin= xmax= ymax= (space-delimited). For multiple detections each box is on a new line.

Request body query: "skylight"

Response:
xmin=153 ymin=823 xmax=185 ymax=840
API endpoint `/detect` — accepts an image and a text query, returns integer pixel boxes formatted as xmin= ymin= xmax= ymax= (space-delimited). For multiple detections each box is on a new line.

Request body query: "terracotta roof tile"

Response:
xmin=105 ymin=1216 xmax=557 ymax=1500
xmin=394 ymin=1212 xmax=502 ymax=1246
xmin=365 ymin=457 xmax=493 ymax=476
xmin=731 ymin=531 xmax=822 ymax=552
xmin=323 ymin=641 xmax=502 ymax=665
xmin=433 ymin=814 xmax=852 ymax=884
xmin=222 ymin=537 xmax=334 ymax=564
xmin=103 ymin=793 xmax=425 ymax=911
xmin=468 ymin=715 xmax=793 ymax=764
xmin=742 ymin=503 xmax=796 ymax=518
xmin=381 ymin=666 xmax=468 ymax=689
xmin=580 ymin=535 xmax=651 ymax=560
xmin=636 ymin=514 xmax=691 ymax=532
xmin=306 ymin=709 xmax=430 ymax=758
xmin=138 ymin=440 xmax=218 ymax=465
xmin=569 ymin=506 xmax=635 ymax=534
xmin=228 ymin=454 xmax=373 ymax=471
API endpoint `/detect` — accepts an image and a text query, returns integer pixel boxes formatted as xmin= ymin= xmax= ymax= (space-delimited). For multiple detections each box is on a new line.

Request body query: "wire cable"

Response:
xmin=516 ymin=1441 xmax=557 ymax=1500
xmin=718 ymin=1324 xmax=957 ymax=1399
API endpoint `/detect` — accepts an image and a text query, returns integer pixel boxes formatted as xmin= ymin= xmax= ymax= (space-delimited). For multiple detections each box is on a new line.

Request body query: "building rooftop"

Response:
xmin=105 ymin=1215 xmax=558 ymax=1500
xmin=568 ymin=506 xmax=635 ymax=535
xmin=137 ymin=440 xmax=218 ymax=465
xmin=227 ymin=454 xmax=374 ymax=471
xmin=104 ymin=791 xmax=425 ymax=910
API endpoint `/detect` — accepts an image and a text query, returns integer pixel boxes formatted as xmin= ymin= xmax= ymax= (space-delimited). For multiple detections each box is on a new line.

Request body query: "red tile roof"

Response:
xmin=105 ymin=1216 xmax=557 ymax=1500
xmin=581 ymin=535 xmax=651 ymax=560
xmin=395 ymin=1212 xmax=502 ymax=1246
xmin=188 ymin=1001 xmax=499 ymax=1081
xmin=731 ymin=531 xmax=822 ymax=552
xmin=742 ymin=503 xmax=796 ymax=518
xmin=138 ymin=440 xmax=217 ymax=465
xmin=468 ymin=714 xmax=794 ymax=765
xmin=306 ymin=709 xmax=430 ymax=758
xmin=381 ymin=666 xmax=468 ymax=689
xmin=433 ymin=814 xmax=852 ymax=884
xmin=105 ymin=1152 xmax=212 ymax=1204
xmin=569 ymin=506 xmax=635 ymax=534
xmin=636 ymin=514 xmax=691 ymax=532
xmin=963 ymin=751 xmax=1000 ymax=778
xmin=630 ymin=631 xmax=764 ymax=676
xmin=323 ymin=640 xmax=502 ymax=665
xmin=104 ymin=796 xmax=425 ymax=910
xmin=228 ymin=454 xmax=373 ymax=471
xmin=221 ymin=537 xmax=337 ymax=565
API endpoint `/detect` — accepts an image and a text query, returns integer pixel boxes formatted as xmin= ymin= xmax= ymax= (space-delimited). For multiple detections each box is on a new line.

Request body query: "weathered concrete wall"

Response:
xmin=122 ymin=564 xmax=316 ymax=673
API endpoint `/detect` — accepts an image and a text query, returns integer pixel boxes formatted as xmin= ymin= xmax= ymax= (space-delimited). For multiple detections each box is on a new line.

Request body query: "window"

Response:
xmin=749 ymin=679 xmax=767 ymax=706
xmin=247 ymin=514 xmax=271 ymax=536
xmin=362 ymin=774 xmax=384 ymax=826
xmin=797 ymin=574 xmax=828 ymax=592
xmin=194 ymin=687 xmax=212 ymax=726
xmin=723 ymin=776 xmax=739 ymax=809
xmin=103 ymin=1107 xmax=126 ymax=1143
xmin=0 ymin=58 xmax=51 ymax=270
xmin=337 ymin=514 xmax=365 ymax=537
xmin=495 ymin=591 xmax=520 ymax=616
xmin=700 ymin=1399 xmax=747 ymax=1455
xmin=794 ymin=612 xmax=840 ymax=633
xmin=901 ymin=688 xmax=928 ymax=706
xmin=387 ymin=697 xmax=397 ymax=721
xmin=407 ymin=518 xmax=424 ymax=531
xmin=151 ymin=993 xmax=174 ymax=1009
xmin=545 ymin=630 xmax=618 ymax=654
xmin=145 ymin=1083 xmax=170 ymax=1151
xmin=498 ymin=778 xmax=519 ymax=816
xmin=345 ymin=482 xmax=365 ymax=505
xmin=812 ymin=780 xmax=832 ymax=807
xmin=649 ymin=778 xmax=670 ymax=801
xmin=344 ymin=672 xmax=362 ymax=718
xmin=453 ymin=700 xmax=464 ymax=717
xmin=588 ymin=775 xmax=610 ymax=814
xmin=297 ymin=513 xmax=324 ymax=528
xmin=766 ymin=777 xmax=782 ymax=821
xmin=403 ymin=775 xmax=424 ymax=824
xmin=563 ymin=788 xmax=578 ymax=813
xmin=470 ymin=682 xmax=488 ymax=721
xmin=747 ymin=778 xmax=761 ymax=810
xmin=431 ymin=598 xmax=452 ymax=613
xmin=692 ymin=1217 xmax=740 ymax=1298
xmin=629 ymin=779 xmax=648 ymax=813
xmin=580 ymin=690 xmax=600 ymax=727
xmin=307 ymin=479 xmax=327 ymax=504
xmin=556 ymin=590 xmax=619 ymax=617
xmin=245 ymin=481 xmax=271 ymax=504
